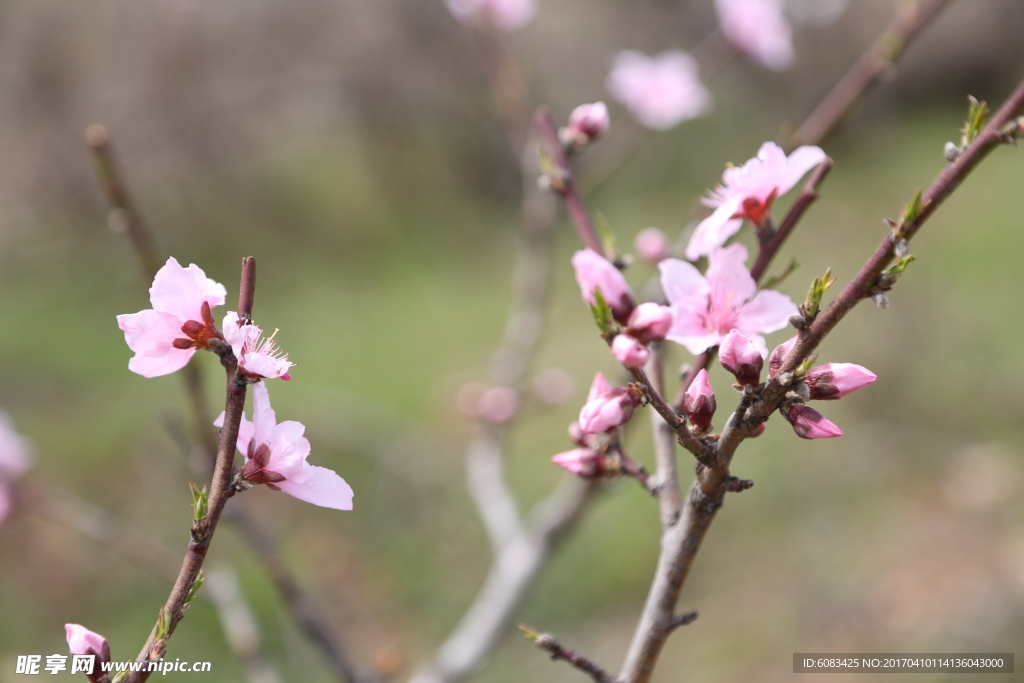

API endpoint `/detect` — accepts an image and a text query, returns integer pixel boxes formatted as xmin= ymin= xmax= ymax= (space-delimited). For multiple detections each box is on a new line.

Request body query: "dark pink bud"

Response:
xmin=626 ymin=303 xmax=673 ymax=344
xmin=551 ymin=448 xmax=609 ymax=478
xmin=749 ymin=421 xmax=767 ymax=438
xmin=720 ymin=329 xmax=763 ymax=385
xmin=683 ymin=368 xmax=716 ymax=432
xmin=571 ymin=249 xmax=636 ymax=324
xmin=561 ymin=102 xmax=610 ymax=148
xmin=768 ymin=334 xmax=798 ymax=378
xmin=65 ymin=624 xmax=111 ymax=682
xmin=783 ymin=404 xmax=842 ymax=439
xmin=803 ymin=363 xmax=877 ymax=400
xmin=611 ymin=334 xmax=650 ymax=368
xmin=634 ymin=227 xmax=669 ymax=264
xmin=578 ymin=386 xmax=641 ymax=434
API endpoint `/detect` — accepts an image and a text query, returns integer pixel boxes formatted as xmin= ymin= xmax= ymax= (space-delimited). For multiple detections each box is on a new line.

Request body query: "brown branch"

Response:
xmin=617 ymin=72 xmax=1024 ymax=683
xmin=788 ymin=0 xmax=956 ymax=149
xmin=87 ymin=127 xmax=364 ymax=683
xmin=644 ymin=347 xmax=682 ymax=527
xmin=126 ymin=261 xmax=253 ymax=683
xmin=524 ymin=628 xmax=616 ymax=683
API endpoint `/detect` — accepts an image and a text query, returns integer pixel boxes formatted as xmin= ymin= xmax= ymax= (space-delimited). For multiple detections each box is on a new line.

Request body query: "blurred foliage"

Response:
xmin=2 ymin=1 xmax=1024 ymax=683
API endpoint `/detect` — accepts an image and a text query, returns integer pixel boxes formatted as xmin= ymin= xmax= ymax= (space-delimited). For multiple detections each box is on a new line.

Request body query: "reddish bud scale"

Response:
xmin=683 ymin=368 xmax=716 ymax=432
xmin=769 ymin=335 xmax=798 ymax=378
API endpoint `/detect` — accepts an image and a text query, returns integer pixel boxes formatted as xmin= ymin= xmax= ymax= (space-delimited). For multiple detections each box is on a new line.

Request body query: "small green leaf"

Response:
xmin=588 ymin=287 xmax=615 ymax=337
xmin=190 ymin=483 xmax=208 ymax=525
xmin=960 ymin=96 xmax=989 ymax=147
xmin=900 ymin=191 xmax=923 ymax=226
xmin=184 ymin=571 xmax=205 ymax=610
xmin=883 ymin=254 xmax=916 ymax=277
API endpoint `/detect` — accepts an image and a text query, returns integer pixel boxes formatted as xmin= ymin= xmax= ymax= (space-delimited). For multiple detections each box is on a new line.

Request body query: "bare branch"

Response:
xmin=523 ymin=627 xmax=617 ymax=683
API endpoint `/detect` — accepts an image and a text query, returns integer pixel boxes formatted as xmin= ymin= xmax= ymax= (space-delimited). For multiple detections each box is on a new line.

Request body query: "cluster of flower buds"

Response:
xmin=768 ymin=335 xmax=877 ymax=439
xmin=571 ymin=249 xmax=673 ymax=368
xmin=559 ymin=102 xmax=610 ymax=152
xmin=551 ymin=373 xmax=642 ymax=479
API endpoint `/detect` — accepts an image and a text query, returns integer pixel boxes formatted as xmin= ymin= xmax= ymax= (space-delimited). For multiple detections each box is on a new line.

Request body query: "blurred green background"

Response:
xmin=1 ymin=1 xmax=1024 ymax=681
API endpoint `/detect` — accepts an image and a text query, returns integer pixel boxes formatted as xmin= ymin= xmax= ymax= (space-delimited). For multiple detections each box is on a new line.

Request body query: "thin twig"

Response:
xmin=523 ymin=627 xmax=617 ymax=683
xmin=126 ymin=260 xmax=253 ymax=683
xmin=617 ymin=73 xmax=1024 ymax=683
xmin=87 ymin=128 xmax=364 ymax=683
xmin=788 ymin=0 xmax=956 ymax=148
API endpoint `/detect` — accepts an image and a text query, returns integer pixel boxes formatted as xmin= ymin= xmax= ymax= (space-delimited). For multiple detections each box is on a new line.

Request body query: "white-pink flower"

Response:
xmin=446 ymin=0 xmax=536 ymax=31
xmin=686 ymin=142 xmax=826 ymax=260
xmin=220 ymin=383 xmax=353 ymax=511
xmin=222 ymin=312 xmax=293 ymax=381
xmin=117 ymin=257 xmax=227 ymax=378
xmin=659 ymin=243 xmax=797 ymax=356
xmin=607 ymin=50 xmax=711 ymax=131
xmin=716 ymin=0 xmax=795 ymax=71
xmin=0 ymin=410 xmax=32 ymax=525
xmin=562 ymin=102 xmax=610 ymax=148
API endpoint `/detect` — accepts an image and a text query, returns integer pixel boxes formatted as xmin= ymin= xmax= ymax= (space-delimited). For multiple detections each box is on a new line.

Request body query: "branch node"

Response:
xmin=720 ymin=476 xmax=754 ymax=493
xmin=668 ymin=611 xmax=699 ymax=631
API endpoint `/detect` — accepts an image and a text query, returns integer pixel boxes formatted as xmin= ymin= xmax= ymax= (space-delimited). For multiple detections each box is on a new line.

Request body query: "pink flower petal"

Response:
xmin=250 ymin=382 xmax=278 ymax=447
xmin=736 ymin=289 xmax=799 ymax=340
xmin=148 ymin=257 xmax=226 ymax=323
xmin=127 ymin=350 xmax=195 ymax=378
xmin=685 ymin=198 xmax=744 ymax=260
xmin=779 ymin=145 xmax=827 ymax=195
xmin=586 ymin=373 xmax=612 ymax=403
xmin=607 ymin=50 xmax=711 ymax=130
xmin=658 ymin=258 xmax=710 ymax=310
xmin=706 ymin=243 xmax=757 ymax=308
xmin=276 ymin=465 xmax=354 ymax=510
xmin=716 ymin=0 xmax=794 ymax=71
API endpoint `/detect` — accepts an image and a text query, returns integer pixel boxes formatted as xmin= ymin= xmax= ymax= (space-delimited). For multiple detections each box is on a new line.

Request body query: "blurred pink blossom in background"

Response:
xmin=607 ymin=50 xmax=711 ymax=130
xmin=446 ymin=0 xmax=536 ymax=31
xmin=0 ymin=411 xmax=32 ymax=524
xmin=716 ymin=0 xmax=795 ymax=71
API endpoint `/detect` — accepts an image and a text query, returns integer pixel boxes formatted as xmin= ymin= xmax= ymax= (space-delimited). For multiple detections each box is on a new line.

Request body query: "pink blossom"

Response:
xmin=446 ymin=0 xmax=536 ymax=31
xmin=0 ymin=410 xmax=33 ymax=525
xmin=220 ymin=383 xmax=353 ymax=510
xmin=562 ymin=102 xmax=610 ymax=148
xmin=552 ymin=448 xmax=607 ymax=478
xmin=607 ymin=50 xmax=711 ymax=130
xmin=769 ymin=334 xmax=798 ymax=377
xmin=477 ymin=386 xmax=520 ymax=423
xmin=719 ymin=329 xmax=764 ymax=385
xmin=686 ymin=142 xmax=827 ymax=260
xmin=634 ymin=227 xmax=670 ymax=264
xmin=784 ymin=404 xmax=842 ymax=439
xmin=683 ymin=368 xmax=716 ymax=432
xmin=659 ymin=243 xmax=797 ymax=356
xmin=117 ymin=257 xmax=227 ymax=378
xmin=571 ymin=249 xmax=636 ymax=323
xmin=578 ymin=386 xmax=641 ymax=434
xmin=716 ymin=0 xmax=795 ymax=71
xmin=626 ymin=303 xmax=673 ymax=344
xmin=611 ymin=334 xmax=650 ymax=368
xmin=222 ymin=312 xmax=294 ymax=381
xmin=804 ymin=363 xmax=877 ymax=400
xmin=65 ymin=623 xmax=110 ymax=680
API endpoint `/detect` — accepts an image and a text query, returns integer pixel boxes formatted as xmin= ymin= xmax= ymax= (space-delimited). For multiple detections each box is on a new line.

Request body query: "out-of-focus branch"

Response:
xmin=522 ymin=627 xmax=616 ymax=683
xmin=788 ymin=0 xmax=956 ymax=148
xmin=86 ymin=127 xmax=365 ymax=683
xmin=618 ymin=74 xmax=1024 ymax=683
xmin=25 ymin=483 xmax=281 ymax=683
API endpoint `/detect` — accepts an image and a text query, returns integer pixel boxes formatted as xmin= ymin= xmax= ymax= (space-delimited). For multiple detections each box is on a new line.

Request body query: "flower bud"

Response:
xmin=720 ymin=329 xmax=763 ymax=385
xmin=683 ymin=369 xmax=716 ymax=432
xmin=561 ymin=102 xmax=610 ymax=148
xmin=634 ymin=227 xmax=669 ymax=264
xmin=578 ymin=386 xmax=641 ymax=434
xmin=567 ymin=421 xmax=587 ymax=446
xmin=612 ymin=334 xmax=650 ymax=368
xmin=571 ymin=249 xmax=636 ymax=324
xmin=783 ymin=404 xmax=842 ymax=439
xmin=586 ymin=372 xmax=612 ymax=403
xmin=803 ymin=363 xmax=877 ymax=400
xmin=65 ymin=624 xmax=111 ymax=683
xmin=551 ymin=448 xmax=608 ymax=478
xmin=626 ymin=303 xmax=673 ymax=344
xmin=768 ymin=334 xmax=798 ymax=378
